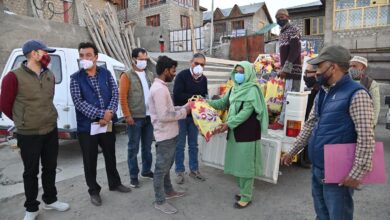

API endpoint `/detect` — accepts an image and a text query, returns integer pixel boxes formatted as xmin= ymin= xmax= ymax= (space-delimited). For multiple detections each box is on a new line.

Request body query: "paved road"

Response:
xmin=0 ymin=125 xmax=389 ymax=220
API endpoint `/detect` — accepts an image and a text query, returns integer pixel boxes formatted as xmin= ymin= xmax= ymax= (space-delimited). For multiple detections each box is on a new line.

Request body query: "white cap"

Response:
xmin=350 ymin=56 xmax=368 ymax=67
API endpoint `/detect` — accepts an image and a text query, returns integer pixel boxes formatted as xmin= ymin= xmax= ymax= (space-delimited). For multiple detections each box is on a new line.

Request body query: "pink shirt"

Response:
xmin=148 ymin=78 xmax=187 ymax=142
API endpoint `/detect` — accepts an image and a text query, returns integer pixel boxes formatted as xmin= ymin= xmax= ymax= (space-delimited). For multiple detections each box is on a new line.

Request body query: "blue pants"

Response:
xmin=312 ymin=167 xmax=354 ymax=220
xmin=127 ymin=116 xmax=154 ymax=179
xmin=175 ymin=116 xmax=199 ymax=173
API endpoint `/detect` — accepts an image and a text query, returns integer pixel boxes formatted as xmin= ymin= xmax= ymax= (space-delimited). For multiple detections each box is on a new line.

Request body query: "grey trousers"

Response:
xmin=153 ymin=136 xmax=177 ymax=204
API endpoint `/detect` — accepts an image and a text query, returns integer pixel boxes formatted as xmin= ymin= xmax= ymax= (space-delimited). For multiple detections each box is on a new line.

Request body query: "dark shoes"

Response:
xmin=130 ymin=178 xmax=140 ymax=188
xmin=111 ymin=184 xmax=132 ymax=193
xmin=140 ymin=172 xmax=154 ymax=179
xmin=90 ymin=194 xmax=102 ymax=206
xmin=234 ymin=201 xmax=252 ymax=209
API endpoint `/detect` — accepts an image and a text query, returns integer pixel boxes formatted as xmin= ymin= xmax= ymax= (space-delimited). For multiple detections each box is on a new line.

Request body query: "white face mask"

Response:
xmin=136 ymin=60 xmax=147 ymax=70
xmin=80 ymin=59 xmax=94 ymax=70
xmin=193 ymin=65 xmax=203 ymax=77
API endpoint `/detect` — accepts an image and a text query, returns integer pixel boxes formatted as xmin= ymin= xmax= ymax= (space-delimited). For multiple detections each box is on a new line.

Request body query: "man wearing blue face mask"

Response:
xmin=119 ymin=48 xmax=156 ymax=188
xmin=349 ymin=56 xmax=380 ymax=127
xmin=282 ymin=45 xmax=375 ymax=220
xmin=269 ymin=8 xmax=302 ymax=130
xmin=173 ymin=53 xmax=208 ymax=184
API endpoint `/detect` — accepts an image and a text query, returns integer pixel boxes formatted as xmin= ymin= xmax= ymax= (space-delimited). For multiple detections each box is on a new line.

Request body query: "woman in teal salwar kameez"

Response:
xmin=207 ymin=61 xmax=268 ymax=208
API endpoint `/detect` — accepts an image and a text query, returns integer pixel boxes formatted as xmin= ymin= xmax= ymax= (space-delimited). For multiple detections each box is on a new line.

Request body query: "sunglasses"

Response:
xmin=194 ymin=62 xmax=205 ymax=67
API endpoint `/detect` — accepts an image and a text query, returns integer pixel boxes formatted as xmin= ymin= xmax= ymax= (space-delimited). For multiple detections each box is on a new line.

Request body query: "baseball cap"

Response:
xmin=350 ymin=56 xmax=368 ymax=67
xmin=22 ymin=40 xmax=56 ymax=55
xmin=307 ymin=45 xmax=351 ymax=66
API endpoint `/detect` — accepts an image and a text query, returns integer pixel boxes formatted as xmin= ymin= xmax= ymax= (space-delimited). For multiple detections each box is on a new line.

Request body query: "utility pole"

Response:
xmin=209 ymin=0 xmax=214 ymax=56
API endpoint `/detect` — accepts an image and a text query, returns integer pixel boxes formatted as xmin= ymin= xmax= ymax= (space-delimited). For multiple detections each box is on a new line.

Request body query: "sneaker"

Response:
xmin=175 ymin=172 xmax=185 ymax=184
xmin=189 ymin=171 xmax=206 ymax=181
xmin=23 ymin=211 xmax=39 ymax=220
xmin=130 ymin=178 xmax=140 ymax=188
xmin=166 ymin=191 xmax=185 ymax=200
xmin=111 ymin=184 xmax=131 ymax=193
xmin=90 ymin=194 xmax=102 ymax=206
xmin=43 ymin=201 xmax=70 ymax=211
xmin=268 ymin=122 xmax=284 ymax=130
xmin=140 ymin=172 xmax=154 ymax=179
xmin=154 ymin=202 xmax=177 ymax=214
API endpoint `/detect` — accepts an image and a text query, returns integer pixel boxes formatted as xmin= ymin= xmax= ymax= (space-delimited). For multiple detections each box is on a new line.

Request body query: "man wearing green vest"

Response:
xmin=119 ymin=48 xmax=155 ymax=188
xmin=0 ymin=40 xmax=70 ymax=220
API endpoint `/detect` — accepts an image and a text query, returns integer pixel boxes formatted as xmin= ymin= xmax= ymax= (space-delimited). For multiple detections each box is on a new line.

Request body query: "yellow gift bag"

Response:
xmin=189 ymin=96 xmax=222 ymax=142
xmin=265 ymin=77 xmax=285 ymax=113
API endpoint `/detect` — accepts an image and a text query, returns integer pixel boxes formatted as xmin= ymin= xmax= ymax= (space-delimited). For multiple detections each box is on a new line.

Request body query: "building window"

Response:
xmin=232 ymin=20 xmax=245 ymax=30
xmin=181 ymin=15 xmax=190 ymax=28
xmin=142 ymin=0 xmax=166 ymax=9
xmin=334 ymin=0 xmax=390 ymax=30
xmin=304 ymin=17 xmax=325 ymax=35
xmin=146 ymin=14 xmax=160 ymax=26
xmin=114 ymin=0 xmax=128 ymax=10
xmin=214 ymin=23 xmax=227 ymax=33
xmin=173 ymin=0 xmax=197 ymax=8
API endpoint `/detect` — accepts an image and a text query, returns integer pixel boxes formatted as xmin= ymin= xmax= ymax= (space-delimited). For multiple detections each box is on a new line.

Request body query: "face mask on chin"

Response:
xmin=316 ymin=65 xmax=333 ymax=87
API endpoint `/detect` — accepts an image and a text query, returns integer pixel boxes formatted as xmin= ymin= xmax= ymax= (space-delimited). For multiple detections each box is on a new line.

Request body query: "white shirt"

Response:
xmin=136 ymin=71 xmax=151 ymax=116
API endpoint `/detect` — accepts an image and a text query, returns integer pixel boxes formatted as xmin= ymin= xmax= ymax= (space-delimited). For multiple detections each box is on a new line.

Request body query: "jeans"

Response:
xmin=153 ymin=137 xmax=177 ymax=204
xmin=278 ymin=79 xmax=301 ymax=124
xmin=78 ymin=129 xmax=122 ymax=195
xmin=127 ymin=116 xmax=154 ymax=178
xmin=175 ymin=116 xmax=199 ymax=173
xmin=312 ymin=167 xmax=354 ymax=220
xmin=17 ymin=128 xmax=59 ymax=212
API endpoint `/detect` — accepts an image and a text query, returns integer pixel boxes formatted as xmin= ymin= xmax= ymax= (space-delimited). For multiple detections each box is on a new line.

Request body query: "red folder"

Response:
xmin=324 ymin=142 xmax=387 ymax=184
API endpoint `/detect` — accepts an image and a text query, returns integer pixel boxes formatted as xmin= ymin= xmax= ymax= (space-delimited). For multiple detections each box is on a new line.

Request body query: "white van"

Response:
xmin=0 ymin=47 xmax=126 ymax=139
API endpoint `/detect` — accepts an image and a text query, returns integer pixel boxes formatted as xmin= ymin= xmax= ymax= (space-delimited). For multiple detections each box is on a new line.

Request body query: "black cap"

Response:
xmin=22 ymin=40 xmax=56 ymax=55
xmin=307 ymin=45 xmax=351 ymax=65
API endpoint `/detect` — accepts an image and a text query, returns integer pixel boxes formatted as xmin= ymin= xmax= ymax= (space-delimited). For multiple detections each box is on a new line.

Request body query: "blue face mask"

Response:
xmin=234 ymin=73 xmax=245 ymax=84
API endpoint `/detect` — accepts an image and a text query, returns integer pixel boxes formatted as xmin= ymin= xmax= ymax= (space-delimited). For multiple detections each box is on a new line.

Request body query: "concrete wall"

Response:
xmin=133 ymin=26 xmax=170 ymax=52
xmin=324 ymin=0 xmax=390 ymax=80
xmin=0 ymin=13 xmax=91 ymax=74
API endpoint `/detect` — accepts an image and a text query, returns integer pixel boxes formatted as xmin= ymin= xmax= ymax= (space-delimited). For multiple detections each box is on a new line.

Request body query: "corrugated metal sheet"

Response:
xmin=229 ymin=35 xmax=264 ymax=62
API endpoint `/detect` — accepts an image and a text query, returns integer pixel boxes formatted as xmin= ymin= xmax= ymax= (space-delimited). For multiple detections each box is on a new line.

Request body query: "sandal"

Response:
xmin=234 ymin=194 xmax=241 ymax=201
xmin=234 ymin=201 xmax=252 ymax=209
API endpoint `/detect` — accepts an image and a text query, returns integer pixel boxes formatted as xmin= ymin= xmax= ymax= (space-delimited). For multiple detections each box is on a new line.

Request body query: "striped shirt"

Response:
xmin=289 ymin=89 xmax=375 ymax=180
xmin=70 ymin=71 xmax=118 ymax=120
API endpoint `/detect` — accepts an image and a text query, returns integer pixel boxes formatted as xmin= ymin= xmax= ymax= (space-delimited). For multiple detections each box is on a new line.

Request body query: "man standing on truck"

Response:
xmin=349 ymin=56 xmax=381 ymax=127
xmin=0 ymin=40 xmax=70 ymax=220
xmin=269 ymin=8 xmax=302 ymax=130
xmin=119 ymin=48 xmax=155 ymax=188
xmin=173 ymin=53 xmax=208 ymax=184
xmin=282 ymin=45 xmax=375 ymax=219
xmin=70 ymin=42 xmax=131 ymax=207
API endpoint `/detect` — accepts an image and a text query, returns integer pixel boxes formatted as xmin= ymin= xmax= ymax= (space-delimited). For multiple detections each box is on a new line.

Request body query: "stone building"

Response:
xmin=287 ymin=0 xmax=325 ymax=53
xmin=203 ymin=3 xmax=274 ymax=42
xmin=116 ymin=0 xmax=206 ymax=52
xmin=2 ymin=0 xmax=116 ymax=25
xmin=324 ymin=0 xmax=390 ymax=80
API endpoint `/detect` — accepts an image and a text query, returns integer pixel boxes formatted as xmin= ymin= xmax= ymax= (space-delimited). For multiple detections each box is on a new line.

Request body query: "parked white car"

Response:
xmin=0 ymin=47 xmax=126 ymax=139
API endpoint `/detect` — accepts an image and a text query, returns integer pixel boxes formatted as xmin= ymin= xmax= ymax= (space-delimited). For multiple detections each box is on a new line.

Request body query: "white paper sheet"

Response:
xmin=90 ymin=122 xmax=108 ymax=135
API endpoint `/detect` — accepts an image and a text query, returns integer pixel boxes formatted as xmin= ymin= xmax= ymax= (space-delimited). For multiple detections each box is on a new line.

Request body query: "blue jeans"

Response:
xmin=312 ymin=167 xmax=354 ymax=220
xmin=127 ymin=116 xmax=154 ymax=179
xmin=175 ymin=116 xmax=199 ymax=173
